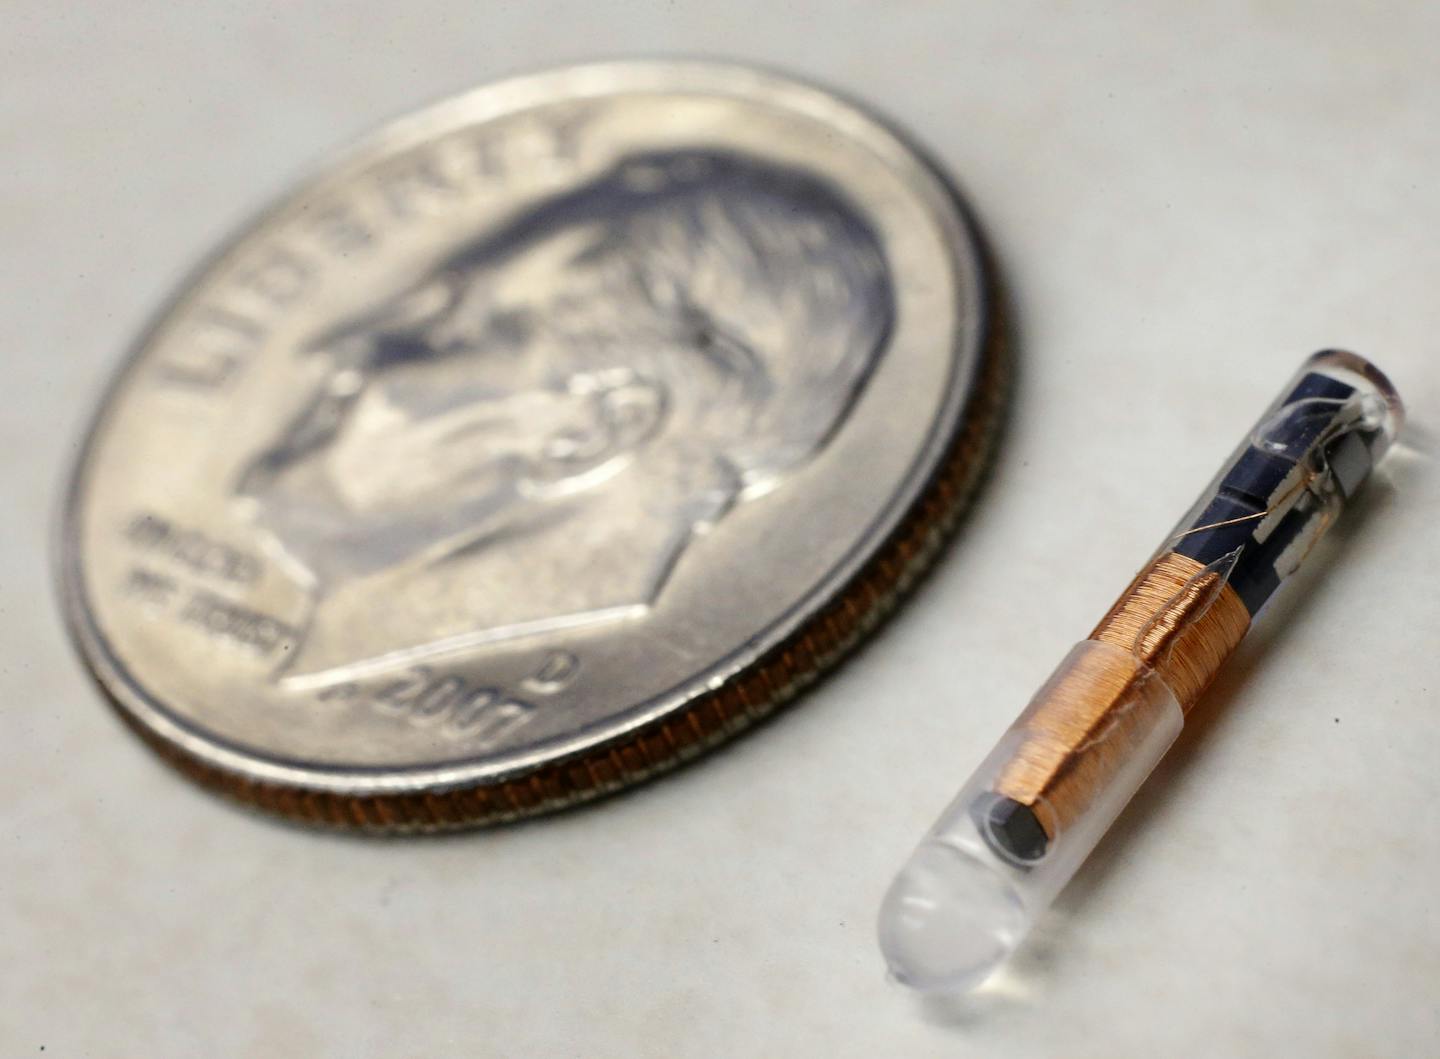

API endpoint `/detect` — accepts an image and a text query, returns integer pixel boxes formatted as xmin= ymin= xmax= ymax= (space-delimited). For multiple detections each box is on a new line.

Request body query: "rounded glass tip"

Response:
xmin=1305 ymin=348 xmax=1406 ymax=446
xmin=877 ymin=841 xmax=1027 ymax=993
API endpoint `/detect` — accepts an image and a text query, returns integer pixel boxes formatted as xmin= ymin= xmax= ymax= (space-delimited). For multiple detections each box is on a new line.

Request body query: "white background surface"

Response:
xmin=3 ymin=3 xmax=1438 ymax=1056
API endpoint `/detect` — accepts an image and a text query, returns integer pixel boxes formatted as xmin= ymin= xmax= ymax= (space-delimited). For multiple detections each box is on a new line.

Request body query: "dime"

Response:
xmin=59 ymin=61 xmax=1005 ymax=829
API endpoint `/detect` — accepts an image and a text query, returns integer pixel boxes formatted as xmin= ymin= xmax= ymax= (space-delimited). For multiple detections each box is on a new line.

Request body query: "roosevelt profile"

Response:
xmin=236 ymin=149 xmax=895 ymax=685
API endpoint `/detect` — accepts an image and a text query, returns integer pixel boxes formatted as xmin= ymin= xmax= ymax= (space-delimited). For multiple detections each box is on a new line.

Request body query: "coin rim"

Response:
xmin=57 ymin=59 xmax=1008 ymax=829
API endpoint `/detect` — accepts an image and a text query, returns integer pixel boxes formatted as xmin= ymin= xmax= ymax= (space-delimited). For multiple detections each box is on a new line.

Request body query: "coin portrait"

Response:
xmin=238 ymin=149 xmax=893 ymax=688
xmin=60 ymin=62 xmax=1001 ymax=827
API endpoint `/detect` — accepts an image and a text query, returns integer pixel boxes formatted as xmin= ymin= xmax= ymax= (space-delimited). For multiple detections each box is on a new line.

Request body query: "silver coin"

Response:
xmin=59 ymin=61 xmax=1003 ymax=829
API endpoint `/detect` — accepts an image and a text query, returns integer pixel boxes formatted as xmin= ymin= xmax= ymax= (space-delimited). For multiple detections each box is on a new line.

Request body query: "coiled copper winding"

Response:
xmin=993 ymin=551 xmax=1251 ymax=841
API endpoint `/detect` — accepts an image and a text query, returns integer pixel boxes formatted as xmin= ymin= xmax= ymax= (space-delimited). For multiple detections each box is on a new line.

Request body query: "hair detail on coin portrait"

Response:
xmin=235 ymin=149 xmax=895 ymax=686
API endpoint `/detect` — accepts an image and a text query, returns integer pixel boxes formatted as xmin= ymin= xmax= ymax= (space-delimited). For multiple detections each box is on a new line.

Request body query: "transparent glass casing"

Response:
xmin=1163 ymin=350 xmax=1405 ymax=617
xmin=877 ymin=641 xmax=1182 ymax=993
xmin=877 ymin=351 xmax=1404 ymax=994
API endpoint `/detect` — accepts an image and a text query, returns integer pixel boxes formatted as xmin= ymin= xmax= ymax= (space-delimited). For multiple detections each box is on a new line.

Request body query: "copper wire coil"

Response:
xmin=1090 ymin=551 xmax=1253 ymax=712
xmin=993 ymin=551 xmax=1251 ymax=840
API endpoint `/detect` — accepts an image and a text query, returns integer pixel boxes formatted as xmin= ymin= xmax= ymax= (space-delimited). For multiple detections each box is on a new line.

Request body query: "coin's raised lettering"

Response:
xmin=326 ymin=667 xmax=537 ymax=746
xmin=124 ymin=511 xmax=261 ymax=585
xmin=122 ymin=566 xmax=179 ymax=608
xmin=179 ymin=590 xmax=296 ymax=656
